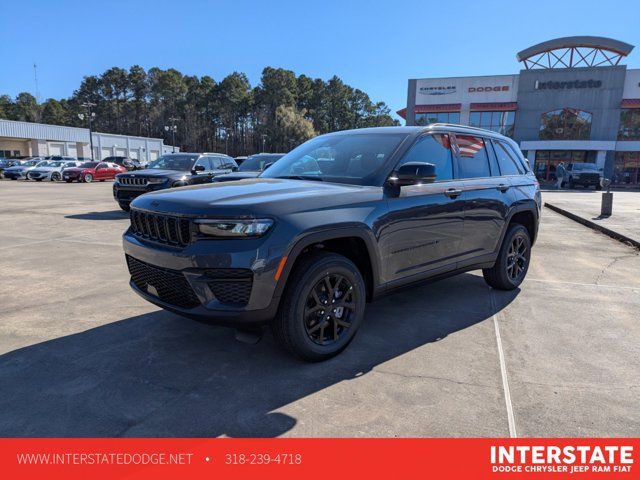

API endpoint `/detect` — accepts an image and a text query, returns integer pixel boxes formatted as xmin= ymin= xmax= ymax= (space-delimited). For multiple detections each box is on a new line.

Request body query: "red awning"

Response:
xmin=470 ymin=102 xmax=518 ymax=112
xmin=414 ymin=104 xmax=461 ymax=113
xmin=621 ymin=99 xmax=640 ymax=109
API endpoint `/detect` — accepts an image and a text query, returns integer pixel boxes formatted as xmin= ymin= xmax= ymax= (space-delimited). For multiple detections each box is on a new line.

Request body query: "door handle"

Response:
xmin=497 ymin=184 xmax=510 ymax=193
xmin=444 ymin=188 xmax=462 ymax=198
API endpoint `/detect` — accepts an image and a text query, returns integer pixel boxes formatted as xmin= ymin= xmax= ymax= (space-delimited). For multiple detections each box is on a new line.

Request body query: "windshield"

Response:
xmin=261 ymin=133 xmax=407 ymax=185
xmin=572 ymin=163 xmax=597 ymax=171
xmin=50 ymin=162 xmax=64 ymax=168
xmin=36 ymin=161 xmax=51 ymax=167
xmin=79 ymin=162 xmax=99 ymax=168
xmin=238 ymin=154 xmax=284 ymax=172
xmin=22 ymin=160 xmax=39 ymax=166
xmin=147 ymin=154 xmax=198 ymax=171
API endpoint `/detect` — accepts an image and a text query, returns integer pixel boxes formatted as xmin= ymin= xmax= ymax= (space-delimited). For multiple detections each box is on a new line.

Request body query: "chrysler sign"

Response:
xmin=535 ymin=79 xmax=602 ymax=90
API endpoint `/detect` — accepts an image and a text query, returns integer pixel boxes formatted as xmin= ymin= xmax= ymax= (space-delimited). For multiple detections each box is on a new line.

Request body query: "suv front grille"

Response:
xmin=205 ymin=269 xmax=253 ymax=306
xmin=126 ymin=256 xmax=200 ymax=309
xmin=130 ymin=209 xmax=191 ymax=247
xmin=120 ymin=177 xmax=148 ymax=186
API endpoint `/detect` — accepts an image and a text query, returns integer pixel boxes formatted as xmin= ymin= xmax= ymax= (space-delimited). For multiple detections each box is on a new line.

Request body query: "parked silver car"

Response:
xmin=28 ymin=159 xmax=82 ymax=181
xmin=2 ymin=158 xmax=46 ymax=180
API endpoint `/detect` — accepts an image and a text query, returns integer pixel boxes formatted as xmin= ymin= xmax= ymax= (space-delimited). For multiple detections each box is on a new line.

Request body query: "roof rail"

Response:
xmin=425 ymin=123 xmax=502 ymax=135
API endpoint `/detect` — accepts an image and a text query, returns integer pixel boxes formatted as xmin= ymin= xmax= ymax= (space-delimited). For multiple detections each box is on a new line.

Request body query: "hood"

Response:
xmin=5 ymin=165 xmax=32 ymax=172
xmin=118 ymin=169 xmax=186 ymax=179
xmin=213 ymin=172 xmax=261 ymax=182
xmin=131 ymin=178 xmax=382 ymax=217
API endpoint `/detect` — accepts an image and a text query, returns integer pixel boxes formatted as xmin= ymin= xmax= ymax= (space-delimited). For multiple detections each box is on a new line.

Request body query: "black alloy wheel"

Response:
xmin=272 ymin=251 xmax=366 ymax=361
xmin=506 ymin=234 xmax=528 ymax=283
xmin=483 ymin=224 xmax=531 ymax=290
xmin=304 ymin=273 xmax=356 ymax=346
xmin=51 ymin=172 xmax=61 ymax=181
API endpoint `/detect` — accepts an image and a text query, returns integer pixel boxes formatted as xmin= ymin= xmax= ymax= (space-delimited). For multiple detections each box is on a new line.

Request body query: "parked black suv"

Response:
xmin=564 ymin=163 xmax=602 ymax=189
xmin=122 ymin=125 xmax=540 ymax=361
xmin=113 ymin=152 xmax=237 ymax=211
xmin=213 ymin=153 xmax=285 ymax=182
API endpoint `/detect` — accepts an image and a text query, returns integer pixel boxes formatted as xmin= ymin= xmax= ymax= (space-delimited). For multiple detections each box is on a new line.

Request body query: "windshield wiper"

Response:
xmin=274 ymin=175 xmax=323 ymax=181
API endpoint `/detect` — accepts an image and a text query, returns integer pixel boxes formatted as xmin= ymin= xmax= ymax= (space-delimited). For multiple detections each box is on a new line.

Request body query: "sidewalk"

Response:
xmin=543 ymin=190 xmax=640 ymax=248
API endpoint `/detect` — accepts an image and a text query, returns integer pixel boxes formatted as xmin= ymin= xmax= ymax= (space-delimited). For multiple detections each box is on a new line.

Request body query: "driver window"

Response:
xmin=97 ymin=163 xmax=107 ymax=169
xmin=195 ymin=158 xmax=212 ymax=171
xmin=396 ymin=134 xmax=453 ymax=182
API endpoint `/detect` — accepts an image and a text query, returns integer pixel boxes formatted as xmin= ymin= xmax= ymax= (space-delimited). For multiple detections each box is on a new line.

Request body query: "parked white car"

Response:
xmin=27 ymin=160 xmax=82 ymax=181
xmin=2 ymin=158 xmax=47 ymax=180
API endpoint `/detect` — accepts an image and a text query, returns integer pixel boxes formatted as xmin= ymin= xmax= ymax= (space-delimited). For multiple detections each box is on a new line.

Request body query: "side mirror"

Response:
xmin=388 ymin=162 xmax=437 ymax=187
xmin=193 ymin=165 xmax=205 ymax=173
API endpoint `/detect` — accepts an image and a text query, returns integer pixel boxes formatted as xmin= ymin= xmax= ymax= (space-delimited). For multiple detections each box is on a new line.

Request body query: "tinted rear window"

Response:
xmin=492 ymin=140 xmax=524 ymax=175
xmin=456 ymin=135 xmax=491 ymax=179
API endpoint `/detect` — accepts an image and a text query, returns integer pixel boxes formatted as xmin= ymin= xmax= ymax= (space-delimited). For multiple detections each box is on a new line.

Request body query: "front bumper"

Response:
xmin=113 ymin=183 xmax=169 ymax=203
xmin=4 ymin=171 xmax=27 ymax=179
xmin=28 ymin=172 xmax=52 ymax=180
xmin=122 ymin=230 xmax=287 ymax=326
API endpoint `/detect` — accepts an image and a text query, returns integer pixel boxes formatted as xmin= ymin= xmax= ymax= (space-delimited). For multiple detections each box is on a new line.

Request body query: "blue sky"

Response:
xmin=2 ymin=0 xmax=639 ymax=120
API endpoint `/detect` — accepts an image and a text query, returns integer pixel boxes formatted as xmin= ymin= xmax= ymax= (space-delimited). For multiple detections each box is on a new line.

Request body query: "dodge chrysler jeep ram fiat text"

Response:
xmin=123 ymin=125 xmax=540 ymax=361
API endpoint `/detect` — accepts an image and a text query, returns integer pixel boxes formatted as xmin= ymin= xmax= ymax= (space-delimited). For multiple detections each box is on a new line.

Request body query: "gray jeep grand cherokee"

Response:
xmin=122 ymin=125 xmax=540 ymax=361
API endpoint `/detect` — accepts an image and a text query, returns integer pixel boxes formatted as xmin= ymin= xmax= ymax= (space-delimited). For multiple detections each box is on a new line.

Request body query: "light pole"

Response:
xmin=79 ymin=102 xmax=96 ymax=160
xmin=260 ymin=134 xmax=267 ymax=153
xmin=164 ymin=117 xmax=179 ymax=153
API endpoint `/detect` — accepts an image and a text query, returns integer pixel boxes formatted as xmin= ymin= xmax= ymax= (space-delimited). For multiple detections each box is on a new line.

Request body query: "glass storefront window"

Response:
xmin=539 ymin=108 xmax=592 ymax=140
xmin=415 ymin=111 xmax=460 ymax=126
xmin=617 ymin=109 xmax=640 ymax=141
xmin=469 ymin=110 xmax=515 ymax=137
xmin=534 ymin=150 xmax=596 ymax=183
xmin=613 ymin=152 xmax=640 ymax=185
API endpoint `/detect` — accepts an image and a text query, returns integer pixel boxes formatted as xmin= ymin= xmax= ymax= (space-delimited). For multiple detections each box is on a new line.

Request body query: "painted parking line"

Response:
xmin=490 ymin=288 xmax=517 ymax=438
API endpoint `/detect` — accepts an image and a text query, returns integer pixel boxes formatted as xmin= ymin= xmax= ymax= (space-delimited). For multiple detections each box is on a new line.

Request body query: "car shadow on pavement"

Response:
xmin=65 ymin=211 xmax=129 ymax=220
xmin=0 ymin=273 xmax=519 ymax=438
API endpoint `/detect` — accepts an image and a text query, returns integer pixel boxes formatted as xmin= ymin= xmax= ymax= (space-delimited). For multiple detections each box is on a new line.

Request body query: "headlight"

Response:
xmin=146 ymin=178 xmax=165 ymax=184
xmin=195 ymin=219 xmax=274 ymax=238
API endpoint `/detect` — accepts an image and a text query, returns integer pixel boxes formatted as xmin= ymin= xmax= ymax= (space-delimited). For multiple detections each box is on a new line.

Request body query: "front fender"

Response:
xmin=272 ymin=224 xmax=382 ymax=300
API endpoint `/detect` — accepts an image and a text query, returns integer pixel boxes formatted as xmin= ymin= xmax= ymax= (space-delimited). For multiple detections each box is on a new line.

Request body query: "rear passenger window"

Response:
xmin=397 ymin=134 xmax=453 ymax=182
xmin=455 ymin=135 xmax=491 ymax=178
xmin=492 ymin=140 xmax=524 ymax=175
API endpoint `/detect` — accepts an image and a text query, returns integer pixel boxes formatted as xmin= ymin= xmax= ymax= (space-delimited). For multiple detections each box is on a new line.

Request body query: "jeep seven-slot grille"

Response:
xmin=205 ymin=269 xmax=253 ymax=306
xmin=126 ymin=256 xmax=200 ymax=309
xmin=120 ymin=177 xmax=148 ymax=186
xmin=129 ymin=209 xmax=191 ymax=247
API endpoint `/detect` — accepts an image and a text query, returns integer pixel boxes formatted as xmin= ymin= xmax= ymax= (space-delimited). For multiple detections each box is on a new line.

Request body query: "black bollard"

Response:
xmin=600 ymin=178 xmax=612 ymax=217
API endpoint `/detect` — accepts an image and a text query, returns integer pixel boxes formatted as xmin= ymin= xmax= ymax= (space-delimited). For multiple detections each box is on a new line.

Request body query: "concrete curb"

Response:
xmin=544 ymin=202 xmax=640 ymax=250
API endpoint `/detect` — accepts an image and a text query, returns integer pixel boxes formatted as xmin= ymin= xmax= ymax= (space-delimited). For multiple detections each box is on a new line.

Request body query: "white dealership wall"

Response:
xmin=412 ymin=74 xmax=519 ymax=124
xmin=0 ymin=119 xmax=170 ymax=160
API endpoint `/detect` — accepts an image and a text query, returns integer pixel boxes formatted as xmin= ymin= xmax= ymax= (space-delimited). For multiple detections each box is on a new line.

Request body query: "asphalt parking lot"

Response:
xmin=0 ymin=180 xmax=638 ymax=437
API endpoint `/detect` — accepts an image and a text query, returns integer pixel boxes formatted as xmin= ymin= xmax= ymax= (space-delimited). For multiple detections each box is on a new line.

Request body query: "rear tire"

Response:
xmin=51 ymin=172 xmax=61 ymax=181
xmin=66 ymin=179 xmax=72 ymax=183
xmin=483 ymin=224 xmax=531 ymax=290
xmin=272 ymin=251 xmax=366 ymax=362
xmin=118 ymin=202 xmax=130 ymax=212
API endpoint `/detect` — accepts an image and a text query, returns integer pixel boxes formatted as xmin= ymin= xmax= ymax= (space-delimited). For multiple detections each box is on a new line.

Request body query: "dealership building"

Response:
xmin=400 ymin=36 xmax=640 ymax=186
xmin=0 ymin=119 xmax=176 ymax=162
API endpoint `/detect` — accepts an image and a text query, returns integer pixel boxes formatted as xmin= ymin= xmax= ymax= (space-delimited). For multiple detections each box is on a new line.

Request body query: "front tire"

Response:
xmin=118 ymin=202 xmax=130 ymax=212
xmin=272 ymin=251 xmax=366 ymax=362
xmin=483 ymin=224 xmax=531 ymax=290
xmin=84 ymin=173 xmax=93 ymax=183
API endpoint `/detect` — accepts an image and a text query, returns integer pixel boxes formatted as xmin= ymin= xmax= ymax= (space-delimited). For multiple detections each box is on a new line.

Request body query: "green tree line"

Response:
xmin=0 ymin=66 xmax=398 ymax=155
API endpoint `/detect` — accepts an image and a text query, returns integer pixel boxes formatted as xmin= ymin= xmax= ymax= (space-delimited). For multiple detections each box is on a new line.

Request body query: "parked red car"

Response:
xmin=63 ymin=161 xmax=127 ymax=183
